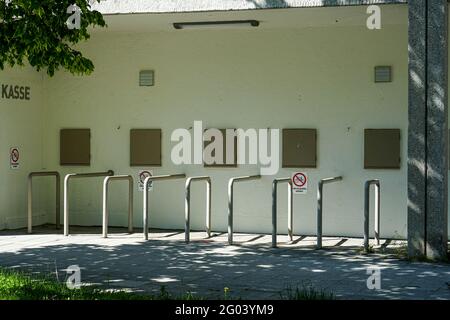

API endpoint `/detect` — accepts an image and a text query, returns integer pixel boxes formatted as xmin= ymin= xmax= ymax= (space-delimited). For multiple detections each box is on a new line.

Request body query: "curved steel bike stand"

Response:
xmin=28 ymin=171 xmax=60 ymax=234
xmin=143 ymin=174 xmax=186 ymax=240
xmin=317 ymin=176 xmax=343 ymax=249
xmin=364 ymin=179 xmax=381 ymax=253
xmin=228 ymin=175 xmax=261 ymax=245
xmin=102 ymin=175 xmax=134 ymax=238
xmin=272 ymin=177 xmax=293 ymax=248
xmin=185 ymin=176 xmax=211 ymax=243
xmin=64 ymin=170 xmax=114 ymax=236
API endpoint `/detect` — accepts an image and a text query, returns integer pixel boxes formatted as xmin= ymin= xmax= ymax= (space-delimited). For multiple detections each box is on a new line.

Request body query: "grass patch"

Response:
xmin=279 ymin=284 xmax=335 ymax=300
xmin=0 ymin=268 xmax=196 ymax=300
xmin=379 ymin=239 xmax=449 ymax=263
xmin=1 ymin=268 xmax=335 ymax=300
xmin=357 ymin=244 xmax=375 ymax=255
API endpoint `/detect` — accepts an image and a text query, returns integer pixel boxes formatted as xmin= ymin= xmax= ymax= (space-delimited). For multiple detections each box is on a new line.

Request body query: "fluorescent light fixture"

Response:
xmin=173 ymin=20 xmax=260 ymax=30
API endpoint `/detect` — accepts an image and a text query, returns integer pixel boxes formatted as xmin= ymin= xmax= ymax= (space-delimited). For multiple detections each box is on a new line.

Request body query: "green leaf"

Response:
xmin=0 ymin=0 xmax=106 ymax=76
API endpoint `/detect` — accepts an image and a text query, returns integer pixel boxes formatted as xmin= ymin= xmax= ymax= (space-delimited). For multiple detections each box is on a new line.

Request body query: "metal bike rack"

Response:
xmin=28 ymin=171 xmax=61 ymax=234
xmin=272 ymin=177 xmax=293 ymax=248
xmin=64 ymin=170 xmax=114 ymax=236
xmin=364 ymin=179 xmax=381 ymax=252
xmin=228 ymin=175 xmax=262 ymax=245
xmin=317 ymin=176 xmax=343 ymax=249
xmin=143 ymin=173 xmax=186 ymax=240
xmin=102 ymin=175 xmax=134 ymax=238
xmin=185 ymin=176 xmax=211 ymax=243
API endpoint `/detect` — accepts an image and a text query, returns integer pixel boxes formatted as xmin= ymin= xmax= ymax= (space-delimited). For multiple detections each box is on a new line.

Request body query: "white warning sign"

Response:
xmin=138 ymin=170 xmax=153 ymax=192
xmin=10 ymin=147 xmax=20 ymax=169
xmin=292 ymin=172 xmax=308 ymax=194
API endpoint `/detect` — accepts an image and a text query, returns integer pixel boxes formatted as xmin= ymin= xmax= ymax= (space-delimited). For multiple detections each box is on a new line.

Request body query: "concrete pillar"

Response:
xmin=425 ymin=0 xmax=449 ymax=260
xmin=408 ymin=0 xmax=427 ymax=258
xmin=408 ymin=0 xmax=448 ymax=260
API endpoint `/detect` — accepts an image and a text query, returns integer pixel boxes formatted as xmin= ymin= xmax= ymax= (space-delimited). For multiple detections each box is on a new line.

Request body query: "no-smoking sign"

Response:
xmin=138 ymin=170 xmax=153 ymax=191
xmin=10 ymin=147 xmax=20 ymax=169
xmin=292 ymin=172 xmax=308 ymax=194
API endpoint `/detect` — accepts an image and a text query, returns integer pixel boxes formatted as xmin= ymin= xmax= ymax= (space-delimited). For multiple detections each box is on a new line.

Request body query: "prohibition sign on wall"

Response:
xmin=138 ymin=170 xmax=153 ymax=191
xmin=292 ymin=172 xmax=308 ymax=194
xmin=10 ymin=147 xmax=20 ymax=169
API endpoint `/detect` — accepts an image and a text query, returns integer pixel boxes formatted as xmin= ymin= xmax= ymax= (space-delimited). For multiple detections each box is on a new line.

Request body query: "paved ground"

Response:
xmin=0 ymin=225 xmax=449 ymax=300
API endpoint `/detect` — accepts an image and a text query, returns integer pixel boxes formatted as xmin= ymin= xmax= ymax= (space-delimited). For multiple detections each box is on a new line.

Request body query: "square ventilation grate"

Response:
xmin=374 ymin=66 xmax=392 ymax=83
xmin=139 ymin=70 xmax=154 ymax=86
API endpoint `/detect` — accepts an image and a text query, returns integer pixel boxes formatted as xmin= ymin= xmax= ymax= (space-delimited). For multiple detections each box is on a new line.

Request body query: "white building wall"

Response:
xmin=0 ymin=67 xmax=47 ymax=229
xmin=42 ymin=22 xmax=411 ymax=238
xmin=3 ymin=5 xmax=450 ymax=240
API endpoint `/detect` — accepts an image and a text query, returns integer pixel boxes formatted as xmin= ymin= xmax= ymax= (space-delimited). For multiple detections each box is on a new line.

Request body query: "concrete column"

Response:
xmin=408 ymin=0 xmax=448 ymax=260
xmin=407 ymin=0 xmax=427 ymax=258
xmin=425 ymin=0 xmax=448 ymax=260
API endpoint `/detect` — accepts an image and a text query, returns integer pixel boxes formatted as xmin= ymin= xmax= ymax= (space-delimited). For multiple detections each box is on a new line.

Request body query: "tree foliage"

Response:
xmin=0 ymin=0 xmax=106 ymax=76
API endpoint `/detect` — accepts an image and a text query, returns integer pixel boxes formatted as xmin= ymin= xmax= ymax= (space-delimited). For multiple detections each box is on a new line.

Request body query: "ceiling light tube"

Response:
xmin=173 ymin=20 xmax=260 ymax=30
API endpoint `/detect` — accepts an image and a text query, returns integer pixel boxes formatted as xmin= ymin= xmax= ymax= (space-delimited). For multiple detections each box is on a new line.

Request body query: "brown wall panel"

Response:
xmin=130 ymin=129 xmax=162 ymax=166
xmin=60 ymin=129 xmax=91 ymax=166
xmin=204 ymin=128 xmax=237 ymax=168
xmin=364 ymin=129 xmax=401 ymax=169
xmin=282 ymin=129 xmax=317 ymax=168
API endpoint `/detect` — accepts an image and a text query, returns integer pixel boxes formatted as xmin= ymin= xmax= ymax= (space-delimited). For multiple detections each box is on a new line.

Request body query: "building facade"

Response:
xmin=0 ymin=1 xmax=447 ymax=259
